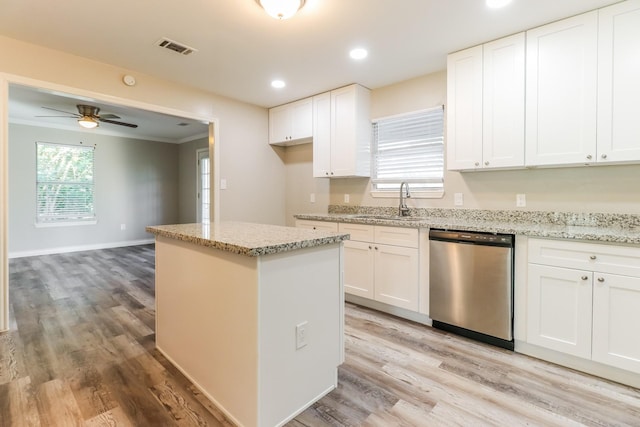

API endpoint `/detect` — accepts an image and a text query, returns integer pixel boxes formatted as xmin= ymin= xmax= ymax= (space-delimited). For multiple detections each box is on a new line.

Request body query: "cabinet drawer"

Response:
xmin=528 ymin=238 xmax=640 ymax=277
xmin=338 ymin=223 xmax=374 ymax=242
xmin=295 ymin=220 xmax=338 ymax=232
xmin=374 ymin=226 xmax=419 ymax=248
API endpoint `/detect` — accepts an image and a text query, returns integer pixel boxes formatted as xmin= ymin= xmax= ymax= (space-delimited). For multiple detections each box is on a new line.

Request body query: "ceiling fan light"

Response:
xmin=78 ymin=116 xmax=99 ymax=129
xmin=257 ymin=0 xmax=305 ymax=20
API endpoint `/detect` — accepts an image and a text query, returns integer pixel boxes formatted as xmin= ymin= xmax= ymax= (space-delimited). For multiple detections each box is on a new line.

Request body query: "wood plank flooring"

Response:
xmin=1 ymin=245 xmax=639 ymax=426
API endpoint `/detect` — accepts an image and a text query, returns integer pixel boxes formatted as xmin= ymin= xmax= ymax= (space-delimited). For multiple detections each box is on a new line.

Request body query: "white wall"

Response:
xmin=284 ymin=70 xmax=640 ymax=219
xmin=8 ymin=124 xmax=179 ymax=256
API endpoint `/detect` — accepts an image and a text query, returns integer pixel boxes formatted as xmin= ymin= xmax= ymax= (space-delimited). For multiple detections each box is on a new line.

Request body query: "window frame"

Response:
xmin=35 ymin=141 xmax=97 ymax=227
xmin=370 ymin=106 xmax=445 ymax=199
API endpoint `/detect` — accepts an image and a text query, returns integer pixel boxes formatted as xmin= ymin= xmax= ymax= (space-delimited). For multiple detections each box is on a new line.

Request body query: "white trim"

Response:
xmin=196 ymin=148 xmax=209 ymax=223
xmin=178 ymin=132 xmax=209 ymax=144
xmin=8 ymin=238 xmax=154 ymax=259
xmin=34 ymin=220 xmax=98 ymax=228
xmin=0 ymin=72 xmax=221 ymax=333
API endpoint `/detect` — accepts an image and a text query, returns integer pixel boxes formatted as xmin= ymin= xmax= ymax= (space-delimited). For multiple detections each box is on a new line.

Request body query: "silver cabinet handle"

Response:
xmin=597 ymin=277 xmax=605 ymax=283
xmin=601 ymin=154 xmax=607 ymax=159
xmin=586 ymin=154 xmax=593 ymax=160
xmin=581 ymin=275 xmax=589 ymax=281
xmin=590 ymin=255 xmax=597 ymax=260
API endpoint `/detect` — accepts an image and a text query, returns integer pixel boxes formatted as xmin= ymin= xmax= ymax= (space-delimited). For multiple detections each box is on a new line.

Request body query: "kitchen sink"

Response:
xmin=350 ymin=215 xmax=420 ymax=221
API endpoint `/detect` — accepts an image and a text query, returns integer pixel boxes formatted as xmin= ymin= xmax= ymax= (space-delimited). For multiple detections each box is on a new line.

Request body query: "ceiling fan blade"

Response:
xmin=99 ymin=118 xmax=138 ymax=128
xmin=99 ymin=113 xmax=121 ymax=120
xmin=35 ymin=115 xmax=78 ymax=118
xmin=41 ymin=106 xmax=80 ymax=117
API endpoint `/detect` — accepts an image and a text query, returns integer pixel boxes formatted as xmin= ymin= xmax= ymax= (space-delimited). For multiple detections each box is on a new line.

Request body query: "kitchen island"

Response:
xmin=145 ymin=222 xmax=349 ymax=427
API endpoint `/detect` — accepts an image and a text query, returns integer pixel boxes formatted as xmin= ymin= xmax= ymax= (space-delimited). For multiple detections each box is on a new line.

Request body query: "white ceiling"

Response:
xmin=0 ymin=0 xmax=621 ymax=109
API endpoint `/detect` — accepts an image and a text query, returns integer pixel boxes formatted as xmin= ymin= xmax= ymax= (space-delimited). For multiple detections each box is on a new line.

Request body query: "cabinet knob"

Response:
xmin=484 ymin=161 xmax=489 ymax=166
xmin=601 ymin=154 xmax=608 ymax=159
xmin=590 ymin=255 xmax=597 ymax=260
xmin=374 ymin=246 xmax=379 ymax=250
xmin=368 ymin=245 xmax=372 ymax=250
xmin=597 ymin=277 xmax=605 ymax=283
xmin=586 ymin=154 xmax=593 ymax=160
xmin=325 ymin=172 xmax=329 ymax=176
xmin=330 ymin=172 xmax=334 ymax=175
xmin=475 ymin=162 xmax=480 ymax=167
xmin=581 ymin=275 xmax=589 ymax=281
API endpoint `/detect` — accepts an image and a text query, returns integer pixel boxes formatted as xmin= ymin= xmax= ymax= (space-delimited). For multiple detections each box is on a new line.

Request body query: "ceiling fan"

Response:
xmin=37 ymin=104 xmax=138 ymax=129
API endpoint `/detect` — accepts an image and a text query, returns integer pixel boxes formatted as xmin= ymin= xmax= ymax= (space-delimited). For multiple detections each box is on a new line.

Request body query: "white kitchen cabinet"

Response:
xmin=525 ymin=11 xmax=598 ymax=166
xmin=339 ymin=223 xmax=419 ymax=311
xmin=597 ymin=0 xmax=640 ymax=164
xmin=447 ymin=33 xmax=524 ymax=171
xmin=527 ymin=237 xmax=640 ymax=374
xmin=295 ymin=219 xmax=338 ymax=232
xmin=527 ymin=263 xmax=593 ymax=358
xmin=269 ymin=97 xmax=312 ymax=145
xmin=313 ymin=84 xmax=371 ymax=178
xmin=592 ymin=273 xmax=640 ymax=373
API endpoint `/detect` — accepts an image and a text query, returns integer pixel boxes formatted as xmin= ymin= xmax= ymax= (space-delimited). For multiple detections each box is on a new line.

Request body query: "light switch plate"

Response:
xmin=310 ymin=193 xmax=316 ymax=203
xmin=454 ymin=193 xmax=464 ymax=206
xmin=516 ymin=193 xmax=526 ymax=207
xmin=344 ymin=194 xmax=350 ymax=203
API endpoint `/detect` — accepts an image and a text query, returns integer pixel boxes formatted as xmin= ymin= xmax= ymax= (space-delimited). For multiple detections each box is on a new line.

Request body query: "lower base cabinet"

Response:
xmin=527 ymin=238 xmax=640 ymax=374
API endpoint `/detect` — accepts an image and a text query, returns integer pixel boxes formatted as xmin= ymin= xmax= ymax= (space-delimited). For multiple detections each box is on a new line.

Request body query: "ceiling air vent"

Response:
xmin=156 ymin=37 xmax=198 ymax=56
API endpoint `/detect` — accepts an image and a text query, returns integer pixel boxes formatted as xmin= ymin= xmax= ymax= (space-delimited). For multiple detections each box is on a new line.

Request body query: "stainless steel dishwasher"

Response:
xmin=429 ymin=229 xmax=514 ymax=350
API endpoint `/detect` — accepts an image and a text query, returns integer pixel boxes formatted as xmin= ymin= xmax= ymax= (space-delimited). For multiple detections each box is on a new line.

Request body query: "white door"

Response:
xmin=343 ymin=240 xmax=374 ymax=299
xmin=446 ymin=45 xmax=483 ymax=171
xmin=525 ymin=11 xmax=598 ymax=166
xmin=597 ymin=0 xmax=640 ymax=164
xmin=330 ymin=85 xmax=358 ymax=177
xmin=268 ymin=104 xmax=292 ymax=144
xmin=527 ymin=264 xmax=593 ymax=358
xmin=291 ymin=98 xmax=313 ymax=141
xmin=592 ymin=273 xmax=640 ymax=373
xmin=196 ymin=148 xmax=210 ymax=223
xmin=483 ymin=33 xmax=525 ymax=169
xmin=374 ymin=245 xmax=419 ymax=311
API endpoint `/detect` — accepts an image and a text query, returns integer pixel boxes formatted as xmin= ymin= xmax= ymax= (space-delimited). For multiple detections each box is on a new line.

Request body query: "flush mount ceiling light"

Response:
xmin=271 ymin=80 xmax=286 ymax=89
xmin=486 ymin=0 xmax=512 ymax=8
xmin=78 ymin=116 xmax=99 ymax=129
xmin=256 ymin=0 xmax=306 ymax=20
xmin=350 ymin=48 xmax=368 ymax=60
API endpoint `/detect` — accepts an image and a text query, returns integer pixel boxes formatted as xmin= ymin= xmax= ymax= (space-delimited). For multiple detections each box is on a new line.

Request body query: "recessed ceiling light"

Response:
xmin=350 ymin=48 xmax=368 ymax=60
xmin=271 ymin=80 xmax=286 ymax=89
xmin=486 ymin=0 xmax=512 ymax=8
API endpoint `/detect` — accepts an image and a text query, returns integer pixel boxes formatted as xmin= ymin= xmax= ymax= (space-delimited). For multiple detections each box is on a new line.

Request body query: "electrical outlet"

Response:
xmin=310 ymin=193 xmax=316 ymax=203
xmin=454 ymin=193 xmax=464 ymax=206
xmin=516 ymin=193 xmax=526 ymax=207
xmin=220 ymin=179 xmax=227 ymax=190
xmin=344 ymin=194 xmax=350 ymax=203
xmin=296 ymin=321 xmax=308 ymax=349
xmin=120 ymin=224 xmax=126 ymax=231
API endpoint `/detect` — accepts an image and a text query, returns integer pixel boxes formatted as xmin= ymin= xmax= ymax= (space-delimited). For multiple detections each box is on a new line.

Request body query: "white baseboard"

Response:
xmin=8 ymin=239 xmax=155 ymax=259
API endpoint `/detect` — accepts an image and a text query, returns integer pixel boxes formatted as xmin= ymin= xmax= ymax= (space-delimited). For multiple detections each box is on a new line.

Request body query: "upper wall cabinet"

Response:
xmin=313 ymin=84 xmax=371 ymax=178
xmin=597 ymin=0 xmax=640 ymax=164
xmin=268 ymin=97 xmax=313 ymax=146
xmin=447 ymin=33 xmax=525 ymax=171
xmin=525 ymin=12 xmax=598 ymax=167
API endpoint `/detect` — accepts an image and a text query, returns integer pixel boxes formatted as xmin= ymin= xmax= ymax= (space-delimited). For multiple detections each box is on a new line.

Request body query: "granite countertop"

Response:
xmin=295 ymin=210 xmax=640 ymax=245
xmin=146 ymin=222 xmax=349 ymax=257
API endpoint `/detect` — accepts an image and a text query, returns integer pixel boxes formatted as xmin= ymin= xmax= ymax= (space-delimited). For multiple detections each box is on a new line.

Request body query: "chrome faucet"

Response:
xmin=398 ymin=182 xmax=411 ymax=216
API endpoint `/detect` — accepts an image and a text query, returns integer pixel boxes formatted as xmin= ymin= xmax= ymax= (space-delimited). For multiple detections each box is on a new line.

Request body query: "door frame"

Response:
xmin=196 ymin=147 xmax=210 ymax=223
xmin=0 ymin=72 xmax=220 ymax=332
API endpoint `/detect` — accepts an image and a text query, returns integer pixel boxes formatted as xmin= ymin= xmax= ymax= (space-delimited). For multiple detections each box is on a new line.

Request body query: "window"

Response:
xmin=371 ymin=106 xmax=444 ymax=197
xmin=36 ymin=142 xmax=95 ymax=224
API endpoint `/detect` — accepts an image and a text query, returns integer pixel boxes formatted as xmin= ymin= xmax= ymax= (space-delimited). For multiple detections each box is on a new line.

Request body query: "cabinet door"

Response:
xmin=291 ymin=98 xmax=313 ymax=141
xmin=525 ymin=11 xmax=598 ymax=166
xmin=527 ymin=264 xmax=593 ymax=358
xmin=374 ymin=245 xmax=419 ymax=311
xmin=312 ymin=92 xmax=332 ymax=177
xmin=483 ymin=33 xmax=525 ymax=169
xmin=330 ymin=86 xmax=359 ymax=177
xmin=592 ymin=273 xmax=640 ymax=374
xmin=597 ymin=0 xmax=640 ymax=164
xmin=343 ymin=240 xmax=374 ymax=299
xmin=269 ymin=104 xmax=292 ymax=144
xmin=446 ymin=45 xmax=483 ymax=171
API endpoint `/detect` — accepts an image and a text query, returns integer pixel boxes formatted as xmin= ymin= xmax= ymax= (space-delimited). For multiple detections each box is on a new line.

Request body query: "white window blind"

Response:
xmin=371 ymin=106 xmax=444 ymax=193
xmin=36 ymin=142 xmax=95 ymax=223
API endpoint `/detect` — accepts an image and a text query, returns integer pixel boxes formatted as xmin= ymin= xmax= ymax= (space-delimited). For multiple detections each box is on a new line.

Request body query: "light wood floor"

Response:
xmin=1 ymin=245 xmax=639 ymax=426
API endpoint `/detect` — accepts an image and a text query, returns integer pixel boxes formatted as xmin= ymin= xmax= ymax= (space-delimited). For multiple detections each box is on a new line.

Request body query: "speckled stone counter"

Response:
xmin=146 ymin=221 xmax=349 ymax=257
xmin=295 ymin=207 xmax=640 ymax=245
